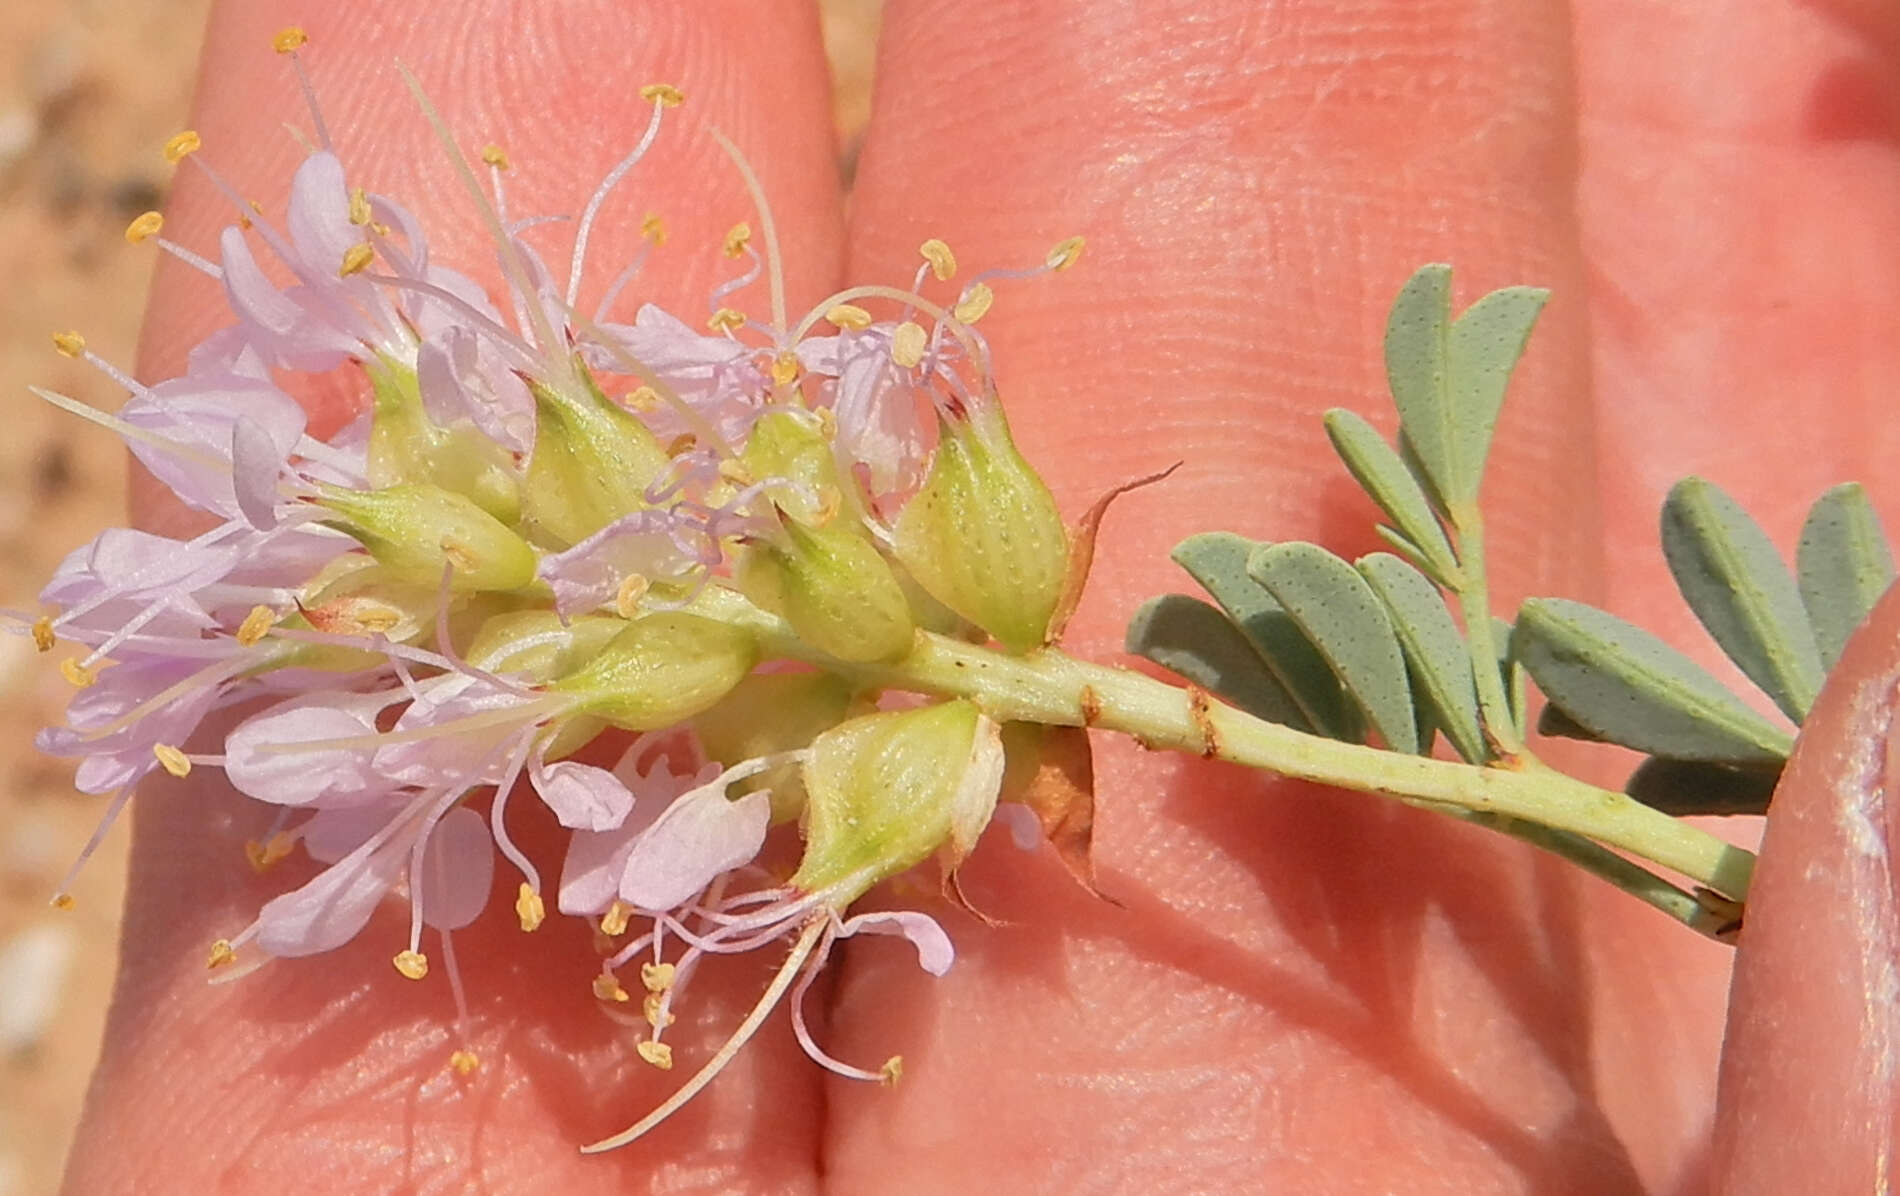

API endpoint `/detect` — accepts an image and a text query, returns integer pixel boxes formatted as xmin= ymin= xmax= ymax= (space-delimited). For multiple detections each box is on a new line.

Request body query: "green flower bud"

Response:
xmin=740 ymin=410 xmax=851 ymax=527
xmin=747 ymin=521 xmax=916 ymax=663
xmin=316 ymin=481 xmax=539 ymax=592
xmin=466 ymin=609 xmax=629 ymax=681
xmin=693 ymin=671 xmax=861 ymax=822
xmin=791 ymin=699 xmax=1004 ymax=901
xmin=521 ymin=367 xmax=671 ymax=547
xmin=892 ymin=408 xmax=1067 ymax=654
xmin=549 ymin=612 xmax=757 ymax=730
xmin=365 ymin=358 xmax=521 ymax=524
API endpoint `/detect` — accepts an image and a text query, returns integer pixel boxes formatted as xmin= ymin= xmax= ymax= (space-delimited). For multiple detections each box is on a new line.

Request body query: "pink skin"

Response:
xmin=58 ymin=1 xmax=1900 ymax=1193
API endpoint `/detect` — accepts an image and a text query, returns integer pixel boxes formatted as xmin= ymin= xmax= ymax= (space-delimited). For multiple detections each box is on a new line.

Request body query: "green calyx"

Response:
xmin=315 ymin=481 xmax=539 ymax=593
xmin=894 ymin=408 xmax=1067 ymax=654
xmin=364 ymin=357 xmax=522 ymax=524
xmin=746 ymin=520 xmax=917 ymax=663
xmin=790 ymin=699 xmax=1003 ymax=900
xmin=521 ymin=365 xmax=672 ymax=547
xmin=550 ymin=611 xmax=758 ymax=730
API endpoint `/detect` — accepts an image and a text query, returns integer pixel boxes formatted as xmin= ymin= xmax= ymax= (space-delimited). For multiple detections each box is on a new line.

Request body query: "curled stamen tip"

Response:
xmin=51 ymin=893 xmax=75 ymax=912
xmin=236 ymin=604 xmax=277 ymax=647
xmin=638 ymin=83 xmax=685 ymax=108
xmin=51 ymin=331 xmax=85 ymax=359
xmin=723 ymin=222 xmax=752 ymax=259
xmin=163 ymin=130 xmax=202 ymax=164
xmin=639 ymin=961 xmax=676 ymax=993
xmin=954 ymin=282 xmax=995 ymax=325
xmin=479 ymin=144 xmax=511 ymax=170
xmin=600 ymin=899 xmax=633 ymax=937
xmin=449 ymin=1049 xmax=481 ymax=1076
xmin=338 ymin=243 xmax=375 ymax=278
xmin=593 ymin=973 xmax=631 ymax=1003
xmin=890 ymin=322 xmax=928 ymax=369
xmin=824 ymin=303 xmax=872 ymax=331
xmin=393 ymin=949 xmax=430 ymax=980
xmin=880 ymin=1056 xmax=904 ymax=1086
xmin=31 ymin=617 xmax=54 ymax=653
xmin=153 ymin=743 xmax=192 ymax=778
xmin=271 ymin=26 xmax=309 ymax=54
xmin=919 ymin=238 xmax=957 ymax=281
xmin=636 ymin=1040 xmax=675 ymax=1070
xmin=516 ymin=882 xmax=547 ymax=932
xmin=1046 ymin=235 xmax=1085 ymax=272
xmin=206 ymin=939 xmax=235 ymax=968
xmin=124 ymin=211 xmax=164 ymax=245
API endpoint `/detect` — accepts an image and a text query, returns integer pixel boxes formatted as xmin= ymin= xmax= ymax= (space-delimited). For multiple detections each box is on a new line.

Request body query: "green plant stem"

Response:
xmin=701 ymin=589 xmax=1757 ymax=905
xmin=1445 ymin=499 xmax=1525 ymax=757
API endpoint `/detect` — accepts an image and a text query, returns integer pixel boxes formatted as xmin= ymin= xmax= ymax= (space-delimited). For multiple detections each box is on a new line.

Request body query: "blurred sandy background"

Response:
xmin=0 ymin=3 xmax=880 ymax=1191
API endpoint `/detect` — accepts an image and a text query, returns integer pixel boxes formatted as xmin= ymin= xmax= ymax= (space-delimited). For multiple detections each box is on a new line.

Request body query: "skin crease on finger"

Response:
xmin=56 ymin=1 xmax=1895 ymax=1194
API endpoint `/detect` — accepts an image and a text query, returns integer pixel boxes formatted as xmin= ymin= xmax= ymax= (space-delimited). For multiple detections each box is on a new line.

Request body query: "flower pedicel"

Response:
xmin=23 ymin=29 xmax=1084 ymax=1150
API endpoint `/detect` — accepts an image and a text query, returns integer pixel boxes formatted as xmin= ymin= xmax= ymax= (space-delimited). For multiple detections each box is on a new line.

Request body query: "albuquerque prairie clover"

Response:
xmin=24 ymin=29 xmax=1087 ymax=1150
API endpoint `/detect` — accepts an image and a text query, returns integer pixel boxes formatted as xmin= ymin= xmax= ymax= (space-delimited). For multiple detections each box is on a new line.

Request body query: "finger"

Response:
xmin=1711 ymin=583 xmax=1900 ymax=1193
xmin=829 ymin=1 xmax=1728 ymax=1190
xmin=63 ymin=2 xmax=843 ymax=1192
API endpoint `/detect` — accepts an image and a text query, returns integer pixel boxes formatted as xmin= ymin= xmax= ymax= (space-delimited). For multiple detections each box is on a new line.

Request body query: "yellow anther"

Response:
xmin=880 ymin=1056 xmax=904 ymax=1085
xmin=599 ymin=899 xmax=633 ymax=937
xmin=639 ymin=83 xmax=685 ymax=108
xmin=639 ymin=961 xmax=676 ymax=993
xmin=919 ymin=238 xmax=958 ymax=281
xmin=125 ymin=211 xmax=164 ymax=245
xmin=890 ymin=321 xmax=928 ymax=369
xmin=338 ymin=243 xmax=375 ymax=277
xmin=393 ymin=949 xmax=429 ymax=980
xmin=369 ymin=220 xmax=390 ymax=238
xmin=625 ymin=385 xmax=661 ymax=411
xmin=31 ymin=617 xmax=54 ymax=653
xmin=592 ymin=928 xmax=618 ymax=956
xmin=642 ymin=992 xmax=676 ymax=1029
xmin=51 ymin=893 xmax=75 ymax=912
xmin=664 ymin=433 xmax=697 ymax=457
xmin=206 ymin=939 xmax=235 ymax=968
xmin=60 ymin=658 xmax=96 ymax=688
xmin=592 ymin=973 xmax=631 ymax=1003
xmin=347 ymin=187 xmax=372 ymax=226
xmin=153 ymin=744 xmax=191 ymax=778
xmin=614 ymin=573 xmax=650 ymax=619
xmin=515 ymin=882 xmax=546 ymax=932
xmin=449 ymin=1049 xmax=481 ymax=1075
xmin=953 ymin=282 xmax=995 ymax=325
xmin=337 ymin=604 xmax=401 ymax=635
xmin=1046 ymin=235 xmax=1085 ymax=272
xmin=236 ymin=604 xmax=277 ymax=646
xmin=479 ymin=144 xmax=511 ymax=170
xmin=640 ymin=212 xmax=668 ymax=245
xmin=163 ymin=130 xmax=202 ymax=164
xmin=723 ymin=222 xmax=752 ymax=259
xmin=770 ymin=351 xmax=800 ymax=387
xmin=815 ymin=407 xmax=837 ymax=440
xmin=636 ymin=1040 xmax=675 ymax=1070
xmin=244 ymin=831 xmax=294 ymax=873
xmin=708 ymin=307 xmax=746 ymax=333
xmin=824 ymin=303 xmax=873 ymax=331
xmin=272 ymin=26 xmax=309 ymax=54
xmin=52 ymin=331 xmax=85 ymax=359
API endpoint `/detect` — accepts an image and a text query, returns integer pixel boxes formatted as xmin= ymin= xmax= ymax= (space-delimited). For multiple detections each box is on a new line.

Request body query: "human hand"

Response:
xmin=59 ymin=2 xmax=1899 ymax=1192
